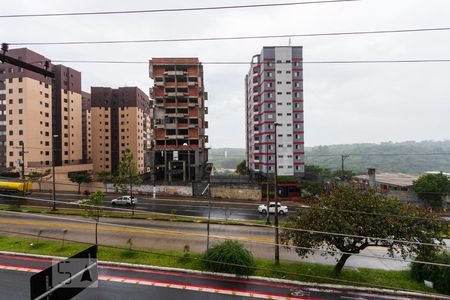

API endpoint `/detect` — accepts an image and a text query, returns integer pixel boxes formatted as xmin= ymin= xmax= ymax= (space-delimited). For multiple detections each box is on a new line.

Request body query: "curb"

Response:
xmin=0 ymin=250 xmax=448 ymax=299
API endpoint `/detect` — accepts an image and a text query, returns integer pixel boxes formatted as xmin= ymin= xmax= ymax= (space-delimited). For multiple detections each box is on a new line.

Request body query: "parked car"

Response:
xmin=258 ymin=202 xmax=288 ymax=215
xmin=111 ymin=196 xmax=137 ymax=207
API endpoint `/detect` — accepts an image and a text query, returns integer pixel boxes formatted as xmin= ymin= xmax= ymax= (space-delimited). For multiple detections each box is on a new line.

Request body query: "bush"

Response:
xmin=411 ymin=251 xmax=450 ymax=294
xmin=203 ymin=240 xmax=254 ymax=277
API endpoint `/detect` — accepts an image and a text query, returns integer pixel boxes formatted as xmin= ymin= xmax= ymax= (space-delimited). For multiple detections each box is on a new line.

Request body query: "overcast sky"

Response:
xmin=2 ymin=0 xmax=450 ymax=148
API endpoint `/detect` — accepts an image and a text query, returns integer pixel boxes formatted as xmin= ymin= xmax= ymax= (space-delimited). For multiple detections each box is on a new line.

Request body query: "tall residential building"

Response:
xmin=245 ymin=46 xmax=304 ymax=177
xmin=0 ymin=48 xmax=90 ymax=174
xmin=81 ymin=92 xmax=92 ymax=163
xmin=0 ymin=49 xmax=53 ymax=170
xmin=91 ymin=87 xmax=152 ymax=175
xmin=52 ymin=64 xmax=83 ymax=166
xmin=149 ymin=58 xmax=209 ymax=182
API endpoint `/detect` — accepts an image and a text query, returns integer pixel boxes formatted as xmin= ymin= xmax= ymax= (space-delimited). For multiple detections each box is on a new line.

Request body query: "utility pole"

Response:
xmin=265 ymin=182 xmax=270 ymax=225
xmin=14 ymin=142 xmax=28 ymax=195
xmin=273 ymin=122 xmax=280 ymax=265
xmin=341 ymin=154 xmax=350 ymax=181
xmin=0 ymin=43 xmax=54 ymax=78
xmin=52 ymin=134 xmax=58 ymax=211
xmin=206 ymin=165 xmax=213 ymax=250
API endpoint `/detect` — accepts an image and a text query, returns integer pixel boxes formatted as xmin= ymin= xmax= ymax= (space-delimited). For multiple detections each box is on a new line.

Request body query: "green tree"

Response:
xmin=281 ymin=184 xmax=445 ymax=273
xmin=68 ymin=172 xmax=92 ymax=194
xmin=235 ymin=160 xmax=248 ymax=175
xmin=305 ymin=164 xmax=334 ymax=178
xmin=113 ymin=149 xmax=143 ymax=198
xmin=96 ymin=171 xmax=111 ymax=193
xmin=81 ymin=190 xmax=104 ymax=245
xmin=413 ymin=172 xmax=450 ymax=210
xmin=26 ymin=169 xmax=51 ymax=192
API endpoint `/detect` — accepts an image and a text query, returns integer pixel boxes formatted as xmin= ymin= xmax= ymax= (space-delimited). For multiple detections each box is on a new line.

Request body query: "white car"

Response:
xmin=111 ymin=196 xmax=137 ymax=207
xmin=258 ymin=202 xmax=288 ymax=215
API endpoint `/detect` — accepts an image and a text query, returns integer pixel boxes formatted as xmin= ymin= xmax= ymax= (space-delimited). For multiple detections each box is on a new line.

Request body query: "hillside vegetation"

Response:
xmin=210 ymin=141 xmax=450 ymax=175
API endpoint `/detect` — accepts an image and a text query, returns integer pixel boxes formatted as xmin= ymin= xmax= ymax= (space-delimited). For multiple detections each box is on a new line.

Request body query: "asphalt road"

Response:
xmin=0 ymin=192 xmax=291 ymax=221
xmin=0 ymin=253 xmax=424 ymax=300
xmin=0 ymin=211 xmax=412 ymax=270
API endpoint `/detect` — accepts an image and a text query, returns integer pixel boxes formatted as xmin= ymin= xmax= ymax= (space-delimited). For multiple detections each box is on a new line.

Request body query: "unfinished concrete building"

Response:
xmin=148 ymin=58 xmax=209 ymax=182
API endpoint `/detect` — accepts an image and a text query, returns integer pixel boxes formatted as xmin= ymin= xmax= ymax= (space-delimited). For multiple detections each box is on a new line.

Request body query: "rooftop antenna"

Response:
xmin=288 ymin=37 xmax=292 ymax=46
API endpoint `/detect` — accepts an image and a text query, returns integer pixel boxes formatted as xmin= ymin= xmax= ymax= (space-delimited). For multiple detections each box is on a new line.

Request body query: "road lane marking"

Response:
xmin=0 ymin=218 xmax=273 ymax=243
xmin=0 ymin=263 xmax=317 ymax=300
xmin=0 ymin=254 xmax=297 ymax=290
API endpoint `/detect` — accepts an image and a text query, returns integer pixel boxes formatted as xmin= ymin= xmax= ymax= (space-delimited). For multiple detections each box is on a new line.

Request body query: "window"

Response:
xmin=18 ymin=88 xmax=23 ymax=93
xmin=277 ymin=92 xmax=282 ymax=95
xmin=18 ymin=109 xmax=23 ymax=114
xmin=286 ymin=71 xmax=291 ymax=74
xmin=277 ymin=70 xmax=282 ymax=74
xmin=19 ymin=120 xmax=22 ymax=125
xmin=277 ymin=81 xmax=282 ymax=84
xmin=18 ymin=98 xmax=23 ymax=104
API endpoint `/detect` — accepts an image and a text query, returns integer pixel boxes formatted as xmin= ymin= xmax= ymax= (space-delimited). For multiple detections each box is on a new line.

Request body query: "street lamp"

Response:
xmin=52 ymin=134 xmax=58 ymax=211
xmin=182 ymin=142 xmax=190 ymax=182
xmin=273 ymin=122 xmax=281 ymax=265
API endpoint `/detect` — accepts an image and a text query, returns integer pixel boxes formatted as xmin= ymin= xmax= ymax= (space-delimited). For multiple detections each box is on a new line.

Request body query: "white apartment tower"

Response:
xmin=245 ymin=46 xmax=304 ymax=177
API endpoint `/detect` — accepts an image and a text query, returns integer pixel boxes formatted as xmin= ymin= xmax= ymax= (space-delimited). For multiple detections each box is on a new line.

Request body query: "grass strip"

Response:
xmin=0 ymin=235 xmax=438 ymax=295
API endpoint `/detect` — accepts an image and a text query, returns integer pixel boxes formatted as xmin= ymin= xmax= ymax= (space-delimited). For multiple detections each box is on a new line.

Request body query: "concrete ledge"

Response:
xmin=0 ymin=250 xmax=447 ymax=299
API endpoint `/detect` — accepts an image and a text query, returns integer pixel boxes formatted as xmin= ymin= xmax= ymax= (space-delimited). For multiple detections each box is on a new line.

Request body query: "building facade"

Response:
xmin=245 ymin=46 xmax=304 ymax=177
xmin=52 ymin=64 xmax=83 ymax=166
xmin=0 ymin=48 xmax=90 ymax=175
xmin=81 ymin=91 xmax=92 ymax=163
xmin=91 ymin=87 xmax=151 ymax=175
xmin=149 ymin=58 xmax=209 ymax=182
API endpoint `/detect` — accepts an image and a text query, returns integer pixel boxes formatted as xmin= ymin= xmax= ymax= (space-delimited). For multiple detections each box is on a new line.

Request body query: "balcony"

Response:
xmin=164 ymin=70 xmax=187 ymax=76
xmin=188 ymin=81 xmax=198 ymax=87
xmin=167 ymin=112 xmax=187 ymax=118
xmin=165 ymin=92 xmax=188 ymax=97
xmin=154 ymin=81 xmax=164 ymax=87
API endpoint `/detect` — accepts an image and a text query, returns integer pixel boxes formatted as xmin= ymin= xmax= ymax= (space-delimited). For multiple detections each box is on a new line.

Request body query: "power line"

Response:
xmin=9 ymin=26 xmax=450 ymax=46
xmin=0 ymin=0 xmax=359 ymax=18
xmin=0 ymin=194 xmax=447 ymax=245
xmin=0 ymin=209 xmax=448 ymax=268
xmin=307 ymin=152 xmax=450 ymax=157
xmin=50 ymin=59 xmax=450 ymax=65
xmin=0 ymin=228 xmax=444 ymax=298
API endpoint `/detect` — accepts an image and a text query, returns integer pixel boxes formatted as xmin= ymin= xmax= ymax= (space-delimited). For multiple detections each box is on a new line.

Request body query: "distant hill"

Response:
xmin=210 ymin=141 xmax=450 ymax=175
xmin=305 ymin=140 xmax=450 ymax=175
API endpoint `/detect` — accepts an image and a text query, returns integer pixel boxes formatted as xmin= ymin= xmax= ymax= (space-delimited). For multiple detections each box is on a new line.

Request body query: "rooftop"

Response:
xmin=353 ymin=172 xmax=418 ymax=187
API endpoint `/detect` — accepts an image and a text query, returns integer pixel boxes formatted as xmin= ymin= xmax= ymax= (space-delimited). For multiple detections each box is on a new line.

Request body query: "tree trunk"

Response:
xmin=78 ymin=183 xmax=81 ymax=194
xmin=38 ymin=181 xmax=42 ymax=192
xmin=334 ymin=253 xmax=352 ymax=273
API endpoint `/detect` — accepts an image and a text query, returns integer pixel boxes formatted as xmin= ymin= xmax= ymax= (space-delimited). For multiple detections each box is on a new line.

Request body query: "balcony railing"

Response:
xmin=164 ymin=70 xmax=187 ymax=76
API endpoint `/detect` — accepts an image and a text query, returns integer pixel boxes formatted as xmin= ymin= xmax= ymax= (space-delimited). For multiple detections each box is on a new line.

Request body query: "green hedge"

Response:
xmin=203 ymin=240 xmax=254 ymax=277
xmin=411 ymin=251 xmax=450 ymax=294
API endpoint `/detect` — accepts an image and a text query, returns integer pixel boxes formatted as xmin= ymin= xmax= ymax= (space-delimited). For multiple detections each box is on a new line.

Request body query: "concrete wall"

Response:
xmin=211 ymin=185 xmax=261 ymax=201
xmin=106 ymin=183 xmax=192 ymax=196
